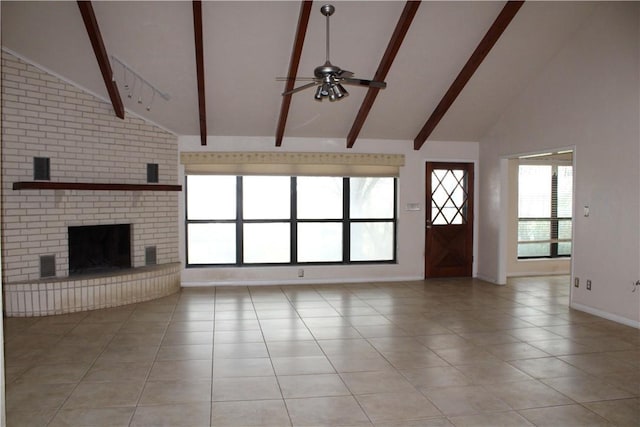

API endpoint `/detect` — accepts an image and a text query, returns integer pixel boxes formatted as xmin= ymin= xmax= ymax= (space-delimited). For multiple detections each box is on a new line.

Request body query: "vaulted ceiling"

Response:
xmin=2 ymin=1 xmax=596 ymax=148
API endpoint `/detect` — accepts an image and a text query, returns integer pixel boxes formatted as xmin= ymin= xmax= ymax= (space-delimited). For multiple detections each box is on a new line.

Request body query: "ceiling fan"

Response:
xmin=279 ymin=4 xmax=387 ymax=102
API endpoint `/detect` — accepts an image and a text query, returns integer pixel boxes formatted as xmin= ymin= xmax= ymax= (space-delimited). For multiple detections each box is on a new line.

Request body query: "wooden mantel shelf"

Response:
xmin=13 ymin=181 xmax=182 ymax=192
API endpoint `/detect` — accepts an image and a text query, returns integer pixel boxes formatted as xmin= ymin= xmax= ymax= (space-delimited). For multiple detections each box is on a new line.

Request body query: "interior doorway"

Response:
xmin=505 ymin=151 xmax=573 ymax=278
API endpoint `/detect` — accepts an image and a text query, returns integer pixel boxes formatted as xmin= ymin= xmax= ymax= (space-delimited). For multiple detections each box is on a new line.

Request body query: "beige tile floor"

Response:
xmin=3 ymin=276 xmax=639 ymax=426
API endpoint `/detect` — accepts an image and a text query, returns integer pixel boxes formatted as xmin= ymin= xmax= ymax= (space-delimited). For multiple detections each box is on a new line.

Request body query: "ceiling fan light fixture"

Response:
xmin=328 ymin=86 xmax=337 ymax=101
xmin=334 ymin=83 xmax=348 ymax=99
xmin=321 ymin=82 xmax=331 ymax=95
xmin=315 ymin=81 xmax=348 ymax=102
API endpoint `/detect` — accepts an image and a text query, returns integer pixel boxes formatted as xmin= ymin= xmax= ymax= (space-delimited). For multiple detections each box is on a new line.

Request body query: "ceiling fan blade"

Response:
xmin=282 ymin=81 xmax=318 ymax=96
xmin=342 ymin=77 xmax=387 ymax=89
xmin=276 ymin=77 xmax=316 ymax=81
xmin=337 ymin=69 xmax=354 ymax=78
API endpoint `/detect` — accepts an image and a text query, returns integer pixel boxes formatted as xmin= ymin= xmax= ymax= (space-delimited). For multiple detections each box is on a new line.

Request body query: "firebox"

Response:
xmin=68 ymin=224 xmax=131 ymax=276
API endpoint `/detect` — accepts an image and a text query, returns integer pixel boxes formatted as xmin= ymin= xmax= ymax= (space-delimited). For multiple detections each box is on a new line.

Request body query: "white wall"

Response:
xmin=178 ymin=136 xmax=479 ymax=286
xmin=479 ymin=3 xmax=640 ymax=325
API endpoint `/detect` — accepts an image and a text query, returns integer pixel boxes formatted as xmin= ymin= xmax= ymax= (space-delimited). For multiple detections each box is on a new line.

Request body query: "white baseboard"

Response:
xmin=475 ymin=274 xmax=506 ymax=285
xmin=507 ymin=271 xmax=570 ymax=278
xmin=570 ymin=302 xmax=640 ymax=329
xmin=181 ymin=275 xmax=424 ymax=288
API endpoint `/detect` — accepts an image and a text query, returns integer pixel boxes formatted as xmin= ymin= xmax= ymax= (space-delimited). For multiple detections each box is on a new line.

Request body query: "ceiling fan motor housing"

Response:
xmin=314 ymin=61 xmax=341 ymax=79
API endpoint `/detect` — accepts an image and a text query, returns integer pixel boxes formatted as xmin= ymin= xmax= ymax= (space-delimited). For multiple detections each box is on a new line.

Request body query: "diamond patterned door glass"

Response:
xmin=431 ymin=169 xmax=468 ymax=225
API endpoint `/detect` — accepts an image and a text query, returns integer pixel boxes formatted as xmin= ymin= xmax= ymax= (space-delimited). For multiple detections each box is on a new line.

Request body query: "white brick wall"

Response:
xmin=3 ymin=262 xmax=181 ymax=317
xmin=1 ymin=51 xmax=180 ymax=283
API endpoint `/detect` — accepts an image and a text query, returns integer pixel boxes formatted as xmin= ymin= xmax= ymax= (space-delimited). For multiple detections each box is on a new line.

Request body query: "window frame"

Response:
xmin=185 ymin=176 xmax=397 ymax=267
xmin=517 ymin=162 xmax=572 ymax=260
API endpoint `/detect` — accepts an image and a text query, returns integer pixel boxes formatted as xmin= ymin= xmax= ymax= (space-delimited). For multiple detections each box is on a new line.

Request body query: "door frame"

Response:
xmin=498 ymin=147 xmax=576 ymax=292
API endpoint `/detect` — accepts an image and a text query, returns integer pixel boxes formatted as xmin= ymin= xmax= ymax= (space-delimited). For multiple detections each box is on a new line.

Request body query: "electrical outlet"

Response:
xmin=586 ymin=280 xmax=592 ymax=290
xmin=298 ymin=268 xmax=304 ymax=278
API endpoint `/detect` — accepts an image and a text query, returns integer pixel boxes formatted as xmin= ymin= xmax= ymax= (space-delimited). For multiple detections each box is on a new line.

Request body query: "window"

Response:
xmin=186 ymin=175 xmax=396 ymax=266
xmin=517 ymin=163 xmax=572 ymax=258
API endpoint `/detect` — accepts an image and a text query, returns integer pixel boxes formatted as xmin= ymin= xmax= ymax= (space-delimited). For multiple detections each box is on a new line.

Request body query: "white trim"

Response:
xmin=507 ymin=271 xmax=570 ymax=278
xmin=180 ymin=275 xmax=423 ymax=287
xmin=570 ymin=302 xmax=640 ymax=329
xmin=500 ymin=146 xmax=577 ymax=287
xmin=569 ymin=146 xmax=578 ymax=318
xmin=498 ymin=158 xmax=510 ymax=284
xmin=519 ymin=158 xmax=573 ymax=166
xmin=475 ymin=273 xmax=505 ymax=285
xmin=1 ymin=47 xmax=177 ymax=136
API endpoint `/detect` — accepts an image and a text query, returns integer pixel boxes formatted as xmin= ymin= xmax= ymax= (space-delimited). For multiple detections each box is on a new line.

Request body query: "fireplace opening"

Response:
xmin=69 ymin=224 xmax=131 ymax=276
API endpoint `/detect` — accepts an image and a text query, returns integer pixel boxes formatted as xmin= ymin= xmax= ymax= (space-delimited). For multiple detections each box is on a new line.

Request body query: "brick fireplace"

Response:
xmin=1 ymin=51 xmax=181 ymax=316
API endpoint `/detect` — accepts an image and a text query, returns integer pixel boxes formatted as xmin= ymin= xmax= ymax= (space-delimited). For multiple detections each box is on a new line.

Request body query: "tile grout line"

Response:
xmin=128 ymin=297 xmax=179 ymax=427
xmin=45 ymin=308 xmax=133 ymax=426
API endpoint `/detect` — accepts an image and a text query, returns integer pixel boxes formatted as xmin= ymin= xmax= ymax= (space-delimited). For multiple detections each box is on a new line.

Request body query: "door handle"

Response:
xmin=426 ymin=220 xmax=432 ymax=229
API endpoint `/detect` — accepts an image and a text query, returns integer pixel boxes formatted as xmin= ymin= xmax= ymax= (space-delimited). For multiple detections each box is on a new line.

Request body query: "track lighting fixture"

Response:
xmin=111 ymin=55 xmax=170 ymax=112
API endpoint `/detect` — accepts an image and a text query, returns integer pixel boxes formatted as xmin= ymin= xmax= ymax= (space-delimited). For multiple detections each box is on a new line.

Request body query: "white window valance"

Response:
xmin=180 ymin=152 xmax=405 ymax=177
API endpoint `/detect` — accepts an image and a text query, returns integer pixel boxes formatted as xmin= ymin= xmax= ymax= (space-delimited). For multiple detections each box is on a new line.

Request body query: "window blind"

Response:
xmin=180 ymin=152 xmax=405 ymax=177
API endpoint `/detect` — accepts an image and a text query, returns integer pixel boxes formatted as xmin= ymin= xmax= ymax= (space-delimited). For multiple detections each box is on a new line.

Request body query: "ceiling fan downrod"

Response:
xmin=314 ymin=4 xmax=340 ymax=80
xmin=321 ymin=4 xmax=335 ymax=65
